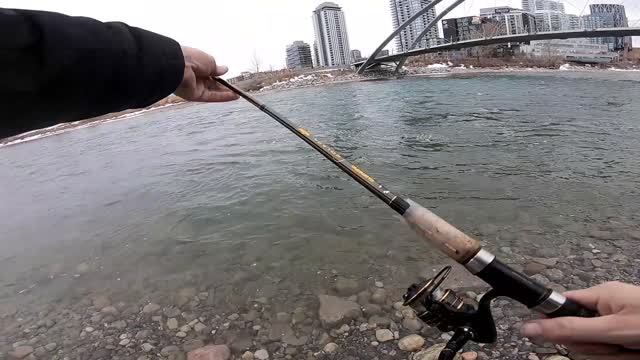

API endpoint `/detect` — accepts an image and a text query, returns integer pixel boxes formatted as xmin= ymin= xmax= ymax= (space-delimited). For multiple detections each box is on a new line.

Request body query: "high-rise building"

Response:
xmin=389 ymin=0 xmax=438 ymax=53
xmin=589 ymin=4 xmax=630 ymax=50
xmin=312 ymin=41 xmax=320 ymax=67
xmin=349 ymin=49 xmax=363 ymax=63
xmin=521 ymin=0 xmax=570 ymax=32
xmin=480 ymin=7 xmax=537 ymax=35
xmin=312 ymin=2 xmax=351 ymax=67
xmin=286 ymin=41 xmax=313 ymax=70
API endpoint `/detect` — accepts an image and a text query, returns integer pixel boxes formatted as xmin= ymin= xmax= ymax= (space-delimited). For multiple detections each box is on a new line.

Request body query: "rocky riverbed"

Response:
xmin=1 ymin=228 xmax=638 ymax=360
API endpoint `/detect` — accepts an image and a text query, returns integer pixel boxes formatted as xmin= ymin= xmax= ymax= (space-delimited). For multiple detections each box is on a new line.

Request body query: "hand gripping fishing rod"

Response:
xmin=215 ymin=78 xmax=597 ymax=359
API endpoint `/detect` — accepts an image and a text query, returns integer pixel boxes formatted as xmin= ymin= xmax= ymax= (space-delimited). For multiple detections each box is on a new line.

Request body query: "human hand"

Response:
xmin=520 ymin=281 xmax=640 ymax=359
xmin=175 ymin=46 xmax=239 ymax=102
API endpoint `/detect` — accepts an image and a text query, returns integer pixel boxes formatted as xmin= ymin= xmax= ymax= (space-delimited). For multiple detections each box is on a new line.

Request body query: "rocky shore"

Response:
xmin=1 ymin=227 xmax=638 ymax=360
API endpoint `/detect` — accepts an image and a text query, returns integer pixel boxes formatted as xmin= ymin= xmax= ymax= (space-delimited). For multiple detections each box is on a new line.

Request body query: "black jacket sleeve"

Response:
xmin=0 ymin=8 xmax=185 ymax=139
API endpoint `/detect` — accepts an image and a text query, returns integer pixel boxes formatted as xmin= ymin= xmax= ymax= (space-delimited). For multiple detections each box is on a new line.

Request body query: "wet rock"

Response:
xmin=142 ymin=343 xmax=155 ymax=352
xmin=267 ymin=322 xmax=290 ymax=342
xmin=10 ymin=346 xmax=33 ymax=359
xmin=370 ymin=288 xmax=386 ymax=304
xmin=317 ymin=295 xmax=361 ymax=328
xmin=162 ymin=346 xmax=181 ymax=356
xmin=241 ymin=351 xmax=254 ymax=360
xmin=183 ymin=339 xmax=205 ymax=352
xmin=34 ymin=347 xmax=46 ymax=357
xmin=398 ymin=334 xmax=425 ymax=352
xmin=167 ymin=318 xmax=179 ymax=330
xmin=402 ymin=318 xmax=423 ymax=332
xmin=142 ymin=303 xmax=161 ymax=314
xmin=323 ymin=343 xmax=338 ymax=354
xmin=356 ymin=291 xmax=371 ymax=305
xmin=164 ymin=306 xmax=181 ymax=318
xmin=588 ymin=230 xmax=612 ymax=240
xmin=243 ymin=310 xmax=259 ymax=322
xmin=194 ymin=322 xmax=208 ymax=333
xmin=176 ymin=331 xmax=187 ymax=338
xmin=282 ymin=331 xmax=308 ymax=346
xmin=187 ymin=345 xmax=231 ymax=360
xmin=228 ymin=313 xmax=240 ymax=321
xmin=414 ymin=344 xmax=462 ymax=360
xmin=135 ymin=330 xmax=151 ymax=340
xmin=375 ymin=329 xmax=394 ymax=342
xmin=334 ymin=277 xmax=360 ymax=296
xmin=176 ymin=288 xmax=197 ymax=307
xmin=180 ymin=324 xmax=192 ymax=333
xmin=535 ymin=248 xmax=558 ymax=258
xmin=545 ymin=356 xmax=570 ymax=360
xmin=76 ymin=262 xmax=90 ymax=274
xmin=530 ymin=274 xmax=550 ymax=286
xmin=524 ymin=263 xmax=547 ymax=276
xmin=44 ymin=343 xmax=57 ymax=351
xmin=368 ymin=315 xmax=391 ymax=327
xmin=92 ymin=295 xmax=112 ymax=309
xmin=101 ymin=306 xmax=119 ymax=315
xmin=591 ymin=259 xmax=603 ymax=267
xmin=362 ymin=304 xmax=382 ymax=316
xmin=119 ymin=338 xmax=130 ymax=346
xmin=110 ymin=320 xmax=127 ymax=329
xmin=84 ymin=326 xmax=95 ymax=333
xmin=292 ymin=308 xmax=306 ymax=324
xmin=318 ymin=332 xmax=332 ymax=345
xmin=543 ymin=269 xmax=564 ymax=282
xmin=254 ymin=349 xmax=269 ymax=360
xmin=531 ymin=258 xmax=558 ymax=267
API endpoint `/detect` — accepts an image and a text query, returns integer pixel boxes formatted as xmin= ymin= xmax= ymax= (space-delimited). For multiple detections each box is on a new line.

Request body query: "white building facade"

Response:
xmin=312 ymin=2 xmax=352 ymax=67
xmin=389 ymin=0 xmax=439 ymax=53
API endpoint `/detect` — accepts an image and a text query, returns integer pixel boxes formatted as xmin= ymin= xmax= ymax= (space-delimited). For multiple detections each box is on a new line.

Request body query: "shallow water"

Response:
xmin=2 ymin=71 xmax=640 ymax=318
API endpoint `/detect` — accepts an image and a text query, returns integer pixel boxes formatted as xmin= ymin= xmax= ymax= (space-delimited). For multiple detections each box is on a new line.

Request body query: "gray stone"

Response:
xmin=402 ymin=318 xmax=423 ymax=332
xmin=317 ymin=295 xmax=361 ymax=328
xmin=167 ymin=318 xmax=179 ymax=330
xmin=524 ymin=263 xmax=547 ymax=275
xmin=356 ymin=291 xmax=371 ymax=305
xmin=142 ymin=303 xmax=161 ymax=314
xmin=34 ymin=347 xmax=46 ymax=357
xmin=176 ymin=288 xmax=197 ymax=307
xmin=535 ymin=347 xmax=557 ymax=354
xmin=119 ymin=338 xmax=130 ymax=346
xmin=161 ymin=345 xmax=181 ymax=356
xmin=254 ymin=349 xmax=269 ymax=360
xmin=370 ymin=288 xmax=386 ymax=304
xmin=530 ymin=274 xmax=550 ymax=286
xmin=243 ymin=310 xmax=259 ymax=322
xmin=532 ymin=258 xmax=558 ymax=267
xmin=267 ymin=322 xmax=290 ymax=342
xmin=334 ymin=277 xmax=360 ymax=296
xmin=362 ymin=304 xmax=382 ymax=316
xmin=414 ymin=344 xmax=463 ymax=360
xmin=141 ymin=343 xmax=155 ymax=352
xmin=242 ymin=351 xmax=254 ymax=360
xmin=591 ymin=259 xmax=603 ymax=267
xmin=398 ymin=334 xmax=425 ymax=352
xmin=323 ymin=343 xmax=338 ymax=354
xmin=164 ymin=307 xmax=181 ymax=318
xmin=101 ymin=306 xmax=119 ymax=315
xmin=230 ymin=333 xmax=253 ymax=353
xmin=110 ymin=320 xmax=127 ymax=329
xmin=228 ymin=313 xmax=240 ymax=321
xmin=368 ymin=315 xmax=391 ymax=327
xmin=135 ymin=330 xmax=151 ymax=340
xmin=182 ymin=339 xmax=204 ymax=352
xmin=543 ymin=269 xmax=564 ymax=282
xmin=274 ymin=312 xmax=290 ymax=323
xmin=375 ymin=329 xmax=394 ymax=342
xmin=176 ymin=331 xmax=187 ymax=338
xmin=194 ymin=322 xmax=208 ymax=333
xmin=44 ymin=343 xmax=57 ymax=351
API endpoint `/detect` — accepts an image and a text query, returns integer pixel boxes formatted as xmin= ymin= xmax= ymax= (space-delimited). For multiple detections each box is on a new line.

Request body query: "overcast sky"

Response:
xmin=5 ymin=0 xmax=640 ymax=76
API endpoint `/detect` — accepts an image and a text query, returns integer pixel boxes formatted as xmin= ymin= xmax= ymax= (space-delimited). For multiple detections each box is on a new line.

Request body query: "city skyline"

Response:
xmin=6 ymin=0 xmax=640 ymax=76
xmin=312 ymin=2 xmax=352 ymax=67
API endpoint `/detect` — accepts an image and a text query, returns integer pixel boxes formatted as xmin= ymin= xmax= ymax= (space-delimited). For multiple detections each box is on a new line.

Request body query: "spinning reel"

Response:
xmin=403 ymin=266 xmax=500 ymax=360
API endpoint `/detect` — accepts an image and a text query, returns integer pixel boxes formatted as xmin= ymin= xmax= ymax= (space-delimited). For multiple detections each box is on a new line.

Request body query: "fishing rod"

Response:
xmin=215 ymin=77 xmax=597 ymax=359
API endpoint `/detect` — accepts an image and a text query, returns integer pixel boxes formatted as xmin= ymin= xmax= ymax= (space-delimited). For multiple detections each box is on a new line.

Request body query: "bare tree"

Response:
xmin=250 ymin=50 xmax=262 ymax=73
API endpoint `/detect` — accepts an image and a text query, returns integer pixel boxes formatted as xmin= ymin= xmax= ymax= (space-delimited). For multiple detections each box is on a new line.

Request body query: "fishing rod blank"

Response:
xmin=214 ymin=77 xmax=596 ymax=322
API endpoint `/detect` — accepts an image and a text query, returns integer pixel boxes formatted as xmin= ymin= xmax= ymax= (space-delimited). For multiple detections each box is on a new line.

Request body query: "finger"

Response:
xmin=586 ymin=353 xmax=640 ymax=360
xmin=520 ymin=315 xmax=625 ymax=344
xmin=201 ymin=89 xmax=239 ymax=102
xmin=213 ymin=64 xmax=229 ymax=76
xmin=564 ymin=281 xmax=630 ymax=314
xmin=565 ymin=342 xmax=627 ymax=355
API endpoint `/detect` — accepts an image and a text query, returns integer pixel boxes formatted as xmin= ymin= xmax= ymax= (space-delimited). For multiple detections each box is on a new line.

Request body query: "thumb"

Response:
xmin=521 ymin=315 xmax=622 ymax=344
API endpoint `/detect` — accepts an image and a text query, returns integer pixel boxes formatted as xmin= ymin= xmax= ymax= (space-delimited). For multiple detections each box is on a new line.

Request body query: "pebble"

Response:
xmin=84 ymin=326 xmax=95 ymax=333
xmin=375 ymin=281 xmax=384 ymax=288
xmin=119 ymin=338 xmax=130 ymax=346
xmin=371 ymin=341 xmax=379 ymax=346
xmin=187 ymin=345 xmax=231 ymax=360
xmin=402 ymin=318 xmax=423 ymax=332
xmin=543 ymin=269 xmax=564 ymax=282
xmin=194 ymin=322 xmax=208 ymax=333
xmin=398 ymin=334 xmax=425 ymax=352
xmin=110 ymin=320 xmax=127 ymax=329
xmin=334 ymin=277 xmax=361 ymax=296
xmin=592 ymin=259 xmax=604 ymax=267
xmin=44 ymin=342 xmax=57 ymax=351
xmin=142 ymin=343 xmax=155 ymax=352
xmin=10 ymin=346 xmax=34 ymax=359
xmin=530 ymin=274 xmax=550 ymax=286
xmin=164 ymin=307 xmax=181 ymax=318
xmin=135 ymin=329 xmax=151 ymax=340
xmin=323 ymin=342 xmax=339 ymax=353
xmin=368 ymin=315 xmax=391 ymax=327
xmin=161 ymin=345 xmax=180 ymax=356
xmin=528 ymin=355 xmax=539 ymax=360
xmin=375 ymin=329 xmax=394 ymax=342
xmin=545 ymin=356 xmax=570 ymax=360
xmin=242 ymin=351 xmax=254 ymax=360
xmin=414 ymin=344 xmax=462 ymax=360
xmin=228 ymin=313 xmax=240 ymax=321
xmin=176 ymin=331 xmax=187 ymax=338
xmin=317 ymin=294 xmax=361 ymax=328
xmin=254 ymin=349 xmax=269 ymax=360
xmin=167 ymin=318 xmax=179 ymax=330
xmin=180 ymin=324 xmax=191 ymax=332
xmin=92 ymin=295 xmax=111 ymax=309
xmin=524 ymin=263 xmax=547 ymax=275
xmin=183 ymin=339 xmax=205 ymax=352
xmin=101 ymin=306 xmax=119 ymax=315
xmin=142 ymin=303 xmax=161 ymax=313
xmin=362 ymin=303 xmax=382 ymax=315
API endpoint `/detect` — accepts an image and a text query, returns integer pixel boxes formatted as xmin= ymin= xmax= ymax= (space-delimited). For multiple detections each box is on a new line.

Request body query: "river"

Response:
xmin=2 ymin=71 xmax=640 ymax=359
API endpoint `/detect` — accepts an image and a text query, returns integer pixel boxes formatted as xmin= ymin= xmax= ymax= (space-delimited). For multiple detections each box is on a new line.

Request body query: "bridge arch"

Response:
xmin=356 ymin=0 xmax=451 ymax=74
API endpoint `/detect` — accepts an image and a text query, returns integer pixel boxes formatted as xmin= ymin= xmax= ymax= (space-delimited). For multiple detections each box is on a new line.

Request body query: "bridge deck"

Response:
xmin=354 ymin=28 xmax=640 ymax=67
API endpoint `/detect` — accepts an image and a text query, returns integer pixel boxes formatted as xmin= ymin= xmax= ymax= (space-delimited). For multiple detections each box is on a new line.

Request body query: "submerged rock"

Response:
xmin=323 ymin=342 xmax=339 ymax=353
xmin=317 ymin=295 xmax=361 ymax=328
xmin=375 ymin=329 xmax=394 ymax=342
xmin=334 ymin=277 xmax=361 ymax=296
xmin=398 ymin=334 xmax=425 ymax=352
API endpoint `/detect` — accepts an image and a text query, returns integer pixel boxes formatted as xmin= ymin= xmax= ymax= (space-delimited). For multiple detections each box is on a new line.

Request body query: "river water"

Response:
xmin=2 ymin=71 xmax=640 ymax=356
